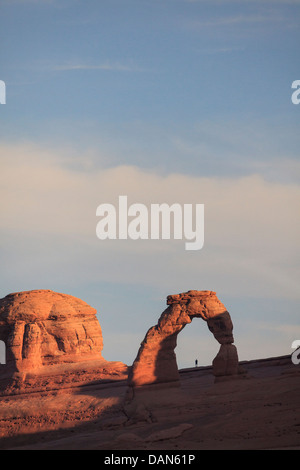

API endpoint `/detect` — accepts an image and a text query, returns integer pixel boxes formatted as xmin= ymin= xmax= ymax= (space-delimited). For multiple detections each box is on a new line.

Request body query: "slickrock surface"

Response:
xmin=0 ymin=355 xmax=299 ymax=450
xmin=128 ymin=290 xmax=239 ymax=388
xmin=0 ymin=290 xmax=127 ymax=392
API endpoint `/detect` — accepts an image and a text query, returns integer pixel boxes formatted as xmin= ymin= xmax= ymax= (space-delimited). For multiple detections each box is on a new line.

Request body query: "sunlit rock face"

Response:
xmin=128 ymin=290 xmax=238 ymax=388
xmin=0 ymin=289 xmax=105 ymax=376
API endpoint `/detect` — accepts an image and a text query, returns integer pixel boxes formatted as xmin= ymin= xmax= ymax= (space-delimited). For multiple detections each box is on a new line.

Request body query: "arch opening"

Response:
xmin=175 ymin=316 xmax=219 ymax=370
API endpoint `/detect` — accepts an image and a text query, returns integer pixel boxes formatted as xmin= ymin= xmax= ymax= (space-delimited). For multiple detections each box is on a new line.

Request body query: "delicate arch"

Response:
xmin=128 ymin=290 xmax=239 ymax=388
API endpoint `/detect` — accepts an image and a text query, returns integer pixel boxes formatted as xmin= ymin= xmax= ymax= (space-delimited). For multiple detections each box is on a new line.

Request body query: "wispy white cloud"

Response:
xmin=0 ymin=141 xmax=299 ymax=302
xmin=52 ymin=62 xmax=144 ymax=73
xmin=2 ymin=0 xmax=55 ymax=3
xmin=187 ymin=12 xmax=292 ymax=29
xmin=198 ymin=46 xmax=245 ymax=54
xmin=197 ymin=15 xmax=272 ymax=27
xmin=182 ymin=7 xmax=298 ymax=33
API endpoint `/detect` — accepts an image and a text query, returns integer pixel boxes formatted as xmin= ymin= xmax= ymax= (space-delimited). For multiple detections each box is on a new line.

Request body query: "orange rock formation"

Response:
xmin=0 ymin=289 xmax=104 ymax=372
xmin=0 ymin=289 xmax=126 ymax=392
xmin=128 ymin=290 xmax=239 ymax=388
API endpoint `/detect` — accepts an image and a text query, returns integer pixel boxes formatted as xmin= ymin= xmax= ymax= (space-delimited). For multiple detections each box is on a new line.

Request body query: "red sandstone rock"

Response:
xmin=0 ymin=290 xmax=127 ymax=391
xmin=128 ymin=290 xmax=238 ymax=388
xmin=212 ymin=344 xmax=239 ymax=377
xmin=0 ymin=290 xmax=104 ymax=376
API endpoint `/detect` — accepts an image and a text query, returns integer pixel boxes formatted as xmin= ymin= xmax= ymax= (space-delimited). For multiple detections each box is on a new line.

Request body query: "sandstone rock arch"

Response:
xmin=128 ymin=290 xmax=239 ymax=388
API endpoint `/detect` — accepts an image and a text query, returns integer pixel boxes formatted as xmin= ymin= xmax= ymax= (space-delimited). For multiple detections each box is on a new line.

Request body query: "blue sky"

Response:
xmin=0 ymin=0 xmax=300 ymax=369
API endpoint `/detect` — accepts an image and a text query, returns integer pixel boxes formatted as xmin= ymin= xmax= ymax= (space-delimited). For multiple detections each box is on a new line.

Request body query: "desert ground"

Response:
xmin=0 ymin=355 xmax=299 ymax=451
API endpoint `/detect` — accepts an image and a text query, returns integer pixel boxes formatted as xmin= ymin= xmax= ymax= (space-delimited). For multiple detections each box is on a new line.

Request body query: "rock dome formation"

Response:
xmin=128 ymin=290 xmax=239 ymax=388
xmin=0 ymin=289 xmax=126 ymax=392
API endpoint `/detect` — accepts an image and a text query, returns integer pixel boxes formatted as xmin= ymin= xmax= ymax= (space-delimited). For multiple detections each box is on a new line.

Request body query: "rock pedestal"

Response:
xmin=212 ymin=344 xmax=239 ymax=377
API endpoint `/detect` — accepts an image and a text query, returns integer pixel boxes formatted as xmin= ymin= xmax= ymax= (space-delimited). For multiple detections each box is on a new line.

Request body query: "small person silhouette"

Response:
xmin=195 ymin=359 xmax=198 ymax=367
